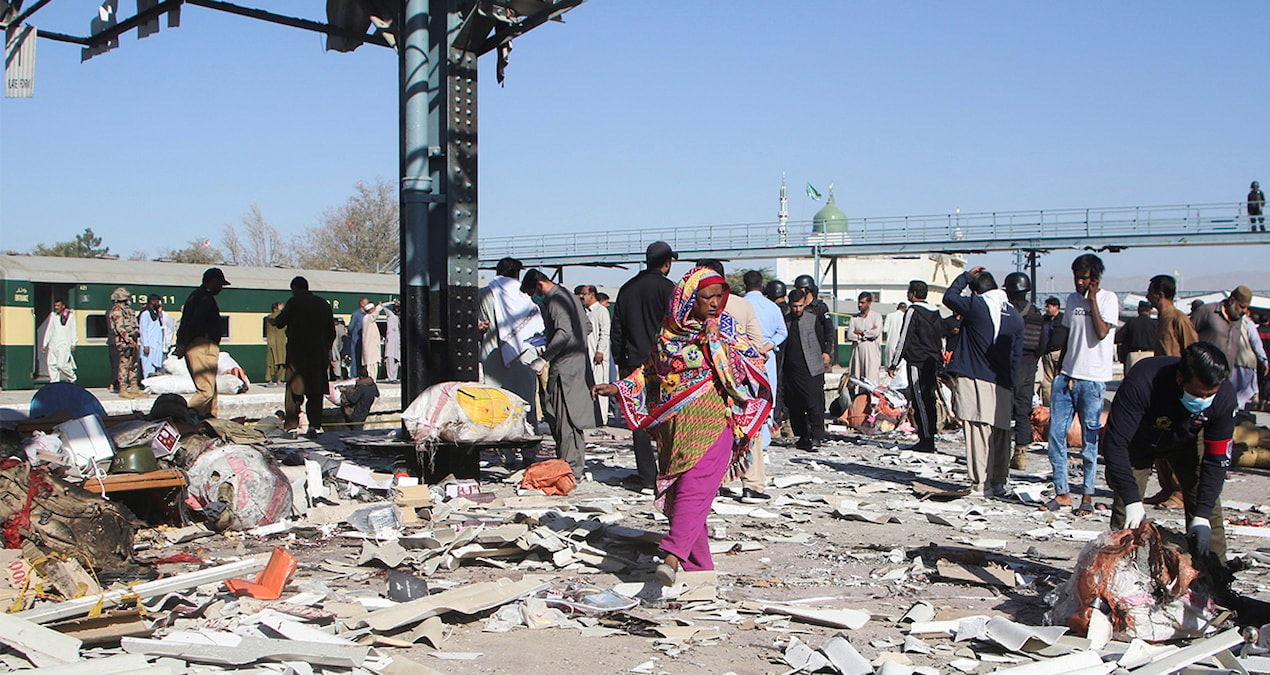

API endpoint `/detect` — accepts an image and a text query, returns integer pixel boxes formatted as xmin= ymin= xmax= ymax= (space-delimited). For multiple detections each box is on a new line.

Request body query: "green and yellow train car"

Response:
xmin=0 ymin=254 xmax=398 ymax=390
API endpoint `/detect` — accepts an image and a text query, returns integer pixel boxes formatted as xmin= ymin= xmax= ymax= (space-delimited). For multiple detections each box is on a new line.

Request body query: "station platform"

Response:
xmin=0 ymin=382 xmax=403 ymax=424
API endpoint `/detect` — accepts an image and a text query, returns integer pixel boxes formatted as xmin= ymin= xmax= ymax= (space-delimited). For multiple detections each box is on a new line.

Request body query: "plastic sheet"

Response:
xmin=402 ymin=381 xmax=534 ymax=445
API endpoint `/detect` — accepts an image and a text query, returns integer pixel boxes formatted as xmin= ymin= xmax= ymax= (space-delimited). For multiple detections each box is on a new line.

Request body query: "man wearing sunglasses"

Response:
xmin=1105 ymin=342 xmax=1236 ymax=561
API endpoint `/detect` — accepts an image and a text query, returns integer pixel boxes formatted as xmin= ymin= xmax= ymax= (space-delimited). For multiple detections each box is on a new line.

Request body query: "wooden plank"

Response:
xmin=83 ymin=469 xmax=187 ymax=493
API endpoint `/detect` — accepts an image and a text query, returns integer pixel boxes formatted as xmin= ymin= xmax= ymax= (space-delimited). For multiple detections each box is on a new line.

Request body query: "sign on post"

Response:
xmin=5 ymin=24 xmax=35 ymax=98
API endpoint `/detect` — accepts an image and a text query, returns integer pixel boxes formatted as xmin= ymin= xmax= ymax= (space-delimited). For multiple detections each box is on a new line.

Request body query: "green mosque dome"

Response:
xmin=812 ymin=193 xmax=848 ymax=234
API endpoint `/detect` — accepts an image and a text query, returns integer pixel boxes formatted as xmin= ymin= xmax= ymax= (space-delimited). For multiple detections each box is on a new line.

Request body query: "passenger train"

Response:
xmin=0 ymin=254 xmax=399 ymax=390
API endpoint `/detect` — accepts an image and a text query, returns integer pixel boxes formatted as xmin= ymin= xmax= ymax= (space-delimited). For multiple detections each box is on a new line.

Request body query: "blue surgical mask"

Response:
xmin=1181 ymin=391 xmax=1215 ymax=414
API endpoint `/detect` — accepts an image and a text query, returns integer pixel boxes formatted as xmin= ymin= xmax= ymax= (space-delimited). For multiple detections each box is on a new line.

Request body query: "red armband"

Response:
xmin=1204 ymin=438 xmax=1231 ymax=458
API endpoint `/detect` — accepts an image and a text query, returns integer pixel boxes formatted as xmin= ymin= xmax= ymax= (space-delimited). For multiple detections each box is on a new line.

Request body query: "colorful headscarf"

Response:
xmin=615 ymin=266 xmax=772 ymax=440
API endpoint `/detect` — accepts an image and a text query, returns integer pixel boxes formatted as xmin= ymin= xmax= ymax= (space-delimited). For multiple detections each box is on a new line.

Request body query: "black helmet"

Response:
xmin=764 ymin=280 xmax=787 ymax=300
xmin=793 ymin=274 xmax=817 ymax=292
xmin=1003 ymin=272 xmax=1031 ymax=297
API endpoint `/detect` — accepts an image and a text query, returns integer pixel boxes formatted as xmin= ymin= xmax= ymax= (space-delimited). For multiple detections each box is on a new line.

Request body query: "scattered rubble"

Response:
xmin=1 ymin=386 xmax=1269 ymax=674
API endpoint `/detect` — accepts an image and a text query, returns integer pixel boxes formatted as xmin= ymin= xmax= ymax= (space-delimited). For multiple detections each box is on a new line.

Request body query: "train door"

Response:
xmin=32 ymin=283 xmax=75 ymax=382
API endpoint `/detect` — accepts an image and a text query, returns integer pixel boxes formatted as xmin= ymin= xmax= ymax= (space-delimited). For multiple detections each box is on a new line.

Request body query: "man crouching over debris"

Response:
xmin=1105 ymin=341 xmax=1235 ymax=561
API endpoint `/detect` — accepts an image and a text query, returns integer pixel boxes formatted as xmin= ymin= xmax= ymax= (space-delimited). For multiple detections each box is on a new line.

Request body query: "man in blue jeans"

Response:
xmin=1047 ymin=254 xmax=1118 ymax=514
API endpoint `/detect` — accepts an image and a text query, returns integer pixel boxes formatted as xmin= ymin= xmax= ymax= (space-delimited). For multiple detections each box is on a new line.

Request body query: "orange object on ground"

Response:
xmin=520 ymin=459 xmax=577 ymax=496
xmin=224 ymin=546 xmax=298 ymax=600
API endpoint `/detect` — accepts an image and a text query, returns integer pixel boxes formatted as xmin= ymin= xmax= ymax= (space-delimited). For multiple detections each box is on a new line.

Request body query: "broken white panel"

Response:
xmin=949 ymin=658 xmax=981 ymax=673
xmin=335 ymin=462 xmax=395 ymax=490
xmin=1012 ymin=483 xmax=1048 ymax=504
xmin=1238 ymin=656 xmax=1270 ymax=674
xmin=983 ymin=616 xmax=1068 ymax=652
xmin=878 ymin=660 xmax=916 ymax=675
xmin=260 ymin=614 xmax=360 ymax=645
xmin=990 ymin=650 xmax=1106 ymax=675
xmin=906 ymin=617 xmax=988 ymax=637
xmin=305 ymin=459 xmax=328 ymax=503
xmin=121 ymin=633 xmax=371 ymax=668
xmin=954 ymin=615 xmax=990 ymax=642
xmin=773 ymin=474 xmax=821 ymax=488
xmin=27 ymin=656 xmax=176 ymax=675
xmin=1057 ymin=529 xmax=1104 ymax=542
xmin=1130 ymin=629 xmax=1244 ymax=675
xmin=1086 ymin=609 xmax=1112 ymax=651
xmin=835 ymin=507 xmax=901 ymax=524
xmin=762 ymin=603 xmax=870 ymax=630
xmin=711 ymin=501 xmax=757 ymax=516
xmin=0 ymin=612 xmax=82 ymax=666
xmin=903 ymin=636 xmax=932 ymax=654
xmin=784 ymin=636 xmax=832 ymax=673
xmin=899 ymin=601 xmax=935 ymax=624
xmin=1228 ymin=525 xmax=1270 ymax=539
xmin=823 ymin=633 xmax=873 ymax=675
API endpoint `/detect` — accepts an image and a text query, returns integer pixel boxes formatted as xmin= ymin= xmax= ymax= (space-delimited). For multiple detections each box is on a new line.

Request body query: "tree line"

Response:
xmin=21 ymin=179 xmax=400 ymax=275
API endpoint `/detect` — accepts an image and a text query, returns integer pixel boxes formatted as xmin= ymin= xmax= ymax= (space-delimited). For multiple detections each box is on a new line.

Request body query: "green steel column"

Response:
xmin=400 ymin=0 xmax=480 ymax=405
xmin=400 ymin=0 xmax=433 ymax=403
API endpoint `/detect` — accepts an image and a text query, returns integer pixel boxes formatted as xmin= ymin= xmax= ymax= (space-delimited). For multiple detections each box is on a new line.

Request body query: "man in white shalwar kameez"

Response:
xmin=42 ymin=299 xmax=77 ymax=383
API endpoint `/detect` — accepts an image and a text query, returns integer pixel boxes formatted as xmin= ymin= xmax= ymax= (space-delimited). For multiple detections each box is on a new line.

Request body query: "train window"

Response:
xmin=219 ymin=316 xmax=230 ymax=338
xmin=85 ymin=315 xmax=108 ymax=339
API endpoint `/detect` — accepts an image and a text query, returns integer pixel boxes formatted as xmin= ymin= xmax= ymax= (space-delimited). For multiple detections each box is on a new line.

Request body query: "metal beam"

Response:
xmin=187 ymin=0 xmax=392 ymax=48
xmin=29 ymin=0 xmax=392 ymax=50
xmin=476 ymin=0 xmax=582 ymax=55
xmin=5 ymin=0 xmax=52 ymax=30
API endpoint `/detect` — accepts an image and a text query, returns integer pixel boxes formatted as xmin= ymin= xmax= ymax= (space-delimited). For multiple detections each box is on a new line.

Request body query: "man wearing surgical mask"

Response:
xmin=1105 ymin=342 xmax=1236 ymax=561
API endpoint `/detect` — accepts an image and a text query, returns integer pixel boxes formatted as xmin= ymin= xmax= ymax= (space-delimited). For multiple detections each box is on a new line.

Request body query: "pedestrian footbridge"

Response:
xmin=480 ymin=202 xmax=1261 ymax=269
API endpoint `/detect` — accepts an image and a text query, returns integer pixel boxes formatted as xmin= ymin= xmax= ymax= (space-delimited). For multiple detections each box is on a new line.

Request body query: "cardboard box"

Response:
xmin=150 ymin=422 xmax=180 ymax=459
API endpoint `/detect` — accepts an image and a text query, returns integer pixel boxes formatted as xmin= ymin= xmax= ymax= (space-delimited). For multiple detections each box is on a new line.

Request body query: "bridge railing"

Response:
xmin=481 ymin=202 xmax=1247 ymax=261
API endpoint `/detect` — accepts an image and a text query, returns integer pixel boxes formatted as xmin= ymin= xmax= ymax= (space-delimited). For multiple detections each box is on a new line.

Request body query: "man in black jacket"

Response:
xmin=1105 ymin=342 xmax=1235 ymax=560
xmin=175 ymin=268 xmax=230 ymax=417
xmin=1004 ymin=272 xmax=1045 ymax=470
xmin=888 ymin=280 xmax=944 ymax=452
xmin=274 ymin=276 xmax=336 ymax=437
xmin=611 ymin=241 xmax=677 ymax=490
xmin=785 ymin=288 xmax=828 ymax=450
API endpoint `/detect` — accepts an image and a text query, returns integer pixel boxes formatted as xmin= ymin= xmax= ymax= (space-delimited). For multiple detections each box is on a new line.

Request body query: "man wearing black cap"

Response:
xmin=612 ymin=241 xmax=678 ymax=491
xmin=176 ymin=268 xmax=230 ymax=416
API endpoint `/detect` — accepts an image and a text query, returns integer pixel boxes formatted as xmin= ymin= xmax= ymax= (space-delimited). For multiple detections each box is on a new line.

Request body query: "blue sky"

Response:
xmin=2 ymin=1 xmax=1267 ymax=290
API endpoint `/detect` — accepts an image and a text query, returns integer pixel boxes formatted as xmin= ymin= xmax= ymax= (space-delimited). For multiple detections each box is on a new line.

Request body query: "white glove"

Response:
xmin=528 ymin=358 xmax=547 ymax=375
xmin=1123 ymin=501 xmax=1146 ymax=529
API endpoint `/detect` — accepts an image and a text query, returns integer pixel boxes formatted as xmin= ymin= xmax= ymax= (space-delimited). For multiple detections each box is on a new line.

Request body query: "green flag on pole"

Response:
xmin=806 ymin=183 xmax=821 ymax=200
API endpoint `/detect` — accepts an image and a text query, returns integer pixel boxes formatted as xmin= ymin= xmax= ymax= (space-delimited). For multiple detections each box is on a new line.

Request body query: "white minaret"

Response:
xmin=778 ymin=172 xmax=789 ymax=245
